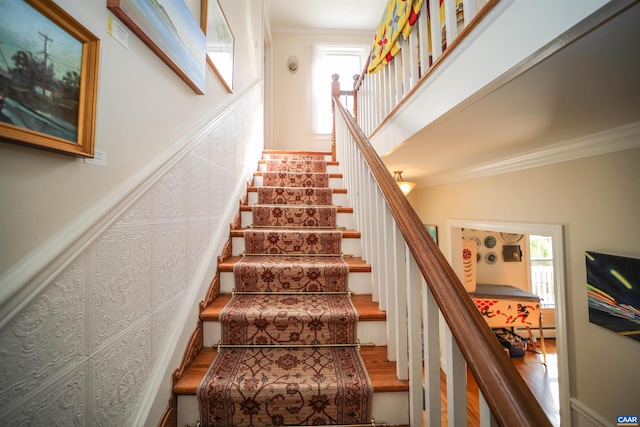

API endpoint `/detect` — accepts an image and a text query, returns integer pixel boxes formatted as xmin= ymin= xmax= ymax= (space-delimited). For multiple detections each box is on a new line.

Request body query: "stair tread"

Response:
xmin=201 ymin=294 xmax=385 ymax=321
xmin=262 ymin=150 xmax=331 ymax=156
xmin=240 ymin=204 xmax=353 ymax=212
xmin=230 ymin=229 xmax=361 ymax=238
xmin=258 ymin=159 xmax=339 ymax=166
xmin=173 ymin=345 xmax=408 ymax=395
xmin=248 ymin=186 xmax=347 ymax=194
xmin=218 ymin=255 xmax=371 ymax=272
xmin=254 ymin=171 xmax=343 ymax=178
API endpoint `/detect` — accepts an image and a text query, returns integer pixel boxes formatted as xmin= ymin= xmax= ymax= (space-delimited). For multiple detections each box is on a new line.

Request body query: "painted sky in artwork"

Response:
xmin=117 ymin=0 xmax=206 ymax=92
xmin=0 ymin=0 xmax=82 ymax=79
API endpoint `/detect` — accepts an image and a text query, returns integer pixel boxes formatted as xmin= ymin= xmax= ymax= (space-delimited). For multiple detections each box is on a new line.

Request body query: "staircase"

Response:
xmin=172 ymin=151 xmax=409 ymax=426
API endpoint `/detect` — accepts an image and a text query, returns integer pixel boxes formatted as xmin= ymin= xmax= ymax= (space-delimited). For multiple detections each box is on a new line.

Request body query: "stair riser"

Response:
xmin=258 ymin=164 xmax=340 ymax=174
xmin=220 ymin=270 xmax=372 ymax=294
xmin=254 ymin=176 xmax=343 ymax=188
xmin=231 ymin=236 xmax=363 ymax=257
xmin=241 ymin=211 xmax=354 ymax=229
xmin=202 ymin=319 xmax=388 ymax=348
xmin=247 ymin=191 xmax=350 ymax=207
xmin=177 ymin=391 xmax=409 ymax=427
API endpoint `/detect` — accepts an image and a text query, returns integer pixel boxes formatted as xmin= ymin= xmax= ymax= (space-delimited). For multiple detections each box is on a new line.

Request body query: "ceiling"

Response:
xmin=265 ymin=0 xmax=388 ymax=33
xmin=265 ymin=1 xmax=640 ymax=187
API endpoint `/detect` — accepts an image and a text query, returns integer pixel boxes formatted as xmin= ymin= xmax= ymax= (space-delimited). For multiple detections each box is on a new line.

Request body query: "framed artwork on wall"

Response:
xmin=201 ymin=0 xmax=234 ymax=92
xmin=0 ymin=0 xmax=100 ymax=157
xmin=586 ymin=251 xmax=640 ymax=342
xmin=425 ymin=224 xmax=438 ymax=245
xmin=503 ymin=245 xmax=522 ymax=262
xmin=107 ymin=0 xmax=206 ymax=95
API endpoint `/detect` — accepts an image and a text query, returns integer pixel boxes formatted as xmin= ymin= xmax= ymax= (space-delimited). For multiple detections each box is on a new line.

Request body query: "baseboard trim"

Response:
xmin=570 ymin=397 xmax=613 ymax=427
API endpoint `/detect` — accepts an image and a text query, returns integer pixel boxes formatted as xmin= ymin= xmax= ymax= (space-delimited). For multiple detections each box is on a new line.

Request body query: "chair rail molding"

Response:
xmin=0 ymin=80 xmax=264 ymax=329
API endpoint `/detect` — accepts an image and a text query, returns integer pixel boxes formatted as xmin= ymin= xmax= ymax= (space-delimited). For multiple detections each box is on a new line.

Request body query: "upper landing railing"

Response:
xmin=354 ymin=0 xmax=496 ymax=138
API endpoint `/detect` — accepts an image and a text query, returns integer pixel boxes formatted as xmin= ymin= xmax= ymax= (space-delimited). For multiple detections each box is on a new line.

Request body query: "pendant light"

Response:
xmin=393 ymin=171 xmax=416 ymax=195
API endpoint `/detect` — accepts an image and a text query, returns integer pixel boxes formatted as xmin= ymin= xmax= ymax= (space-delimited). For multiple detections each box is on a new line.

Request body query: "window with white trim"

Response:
xmin=529 ymin=235 xmax=555 ymax=308
xmin=312 ymin=44 xmax=368 ymax=136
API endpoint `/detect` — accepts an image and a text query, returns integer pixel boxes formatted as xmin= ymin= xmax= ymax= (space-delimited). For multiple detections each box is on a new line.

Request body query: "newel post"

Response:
xmin=331 ymin=73 xmax=340 ymax=162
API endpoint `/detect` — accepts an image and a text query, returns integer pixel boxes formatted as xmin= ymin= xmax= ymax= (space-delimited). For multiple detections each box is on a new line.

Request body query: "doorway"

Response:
xmin=447 ymin=219 xmax=568 ymax=426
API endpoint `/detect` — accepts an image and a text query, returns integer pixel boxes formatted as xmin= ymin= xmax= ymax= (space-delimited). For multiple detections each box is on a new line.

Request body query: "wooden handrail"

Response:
xmin=333 ymin=97 xmax=552 ymax=427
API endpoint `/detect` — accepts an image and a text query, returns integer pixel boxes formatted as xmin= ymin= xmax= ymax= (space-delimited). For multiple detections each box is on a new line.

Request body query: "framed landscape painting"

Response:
xmin=0 ymin=0 xmax=100 ymax=157
xmin=108 ymin=0 xmax=206 ymax=95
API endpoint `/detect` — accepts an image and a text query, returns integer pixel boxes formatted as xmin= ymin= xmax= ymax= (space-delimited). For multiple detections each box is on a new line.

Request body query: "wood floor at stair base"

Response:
xmin=176 ymin=391 xmax=409 ymax=427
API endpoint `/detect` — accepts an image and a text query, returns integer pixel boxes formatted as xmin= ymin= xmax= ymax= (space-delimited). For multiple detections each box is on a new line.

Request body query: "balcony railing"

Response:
xmin=355 ymin=0 xmax=496 ymax=138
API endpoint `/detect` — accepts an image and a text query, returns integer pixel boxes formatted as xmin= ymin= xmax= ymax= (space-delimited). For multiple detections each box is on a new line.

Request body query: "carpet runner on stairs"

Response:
xmin=197 ymin=154 xmax=373 ymax=426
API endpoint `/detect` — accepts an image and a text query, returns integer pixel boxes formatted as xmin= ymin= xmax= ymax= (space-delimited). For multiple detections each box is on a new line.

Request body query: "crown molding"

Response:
xmin=421 ymin=121 xmax=640 ymax=187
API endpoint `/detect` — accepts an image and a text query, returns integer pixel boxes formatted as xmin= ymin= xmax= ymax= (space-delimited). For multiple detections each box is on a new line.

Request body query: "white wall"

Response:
xmin=408 ymin=147 xmax=640 ymax=425
xmin=0 ymin=0 xmax=263 ymax=273
xmin=461 ymin=228 xmax=529 ymax=288
xmin=0 ymin=1 xmax=265 ymax=425
xmin=271 ymin=32 xmax=371 ymax=151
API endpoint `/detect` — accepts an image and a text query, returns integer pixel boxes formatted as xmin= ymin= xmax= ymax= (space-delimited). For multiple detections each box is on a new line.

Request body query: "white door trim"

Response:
xmin=446 ymin=218 xmax=569 ymax=426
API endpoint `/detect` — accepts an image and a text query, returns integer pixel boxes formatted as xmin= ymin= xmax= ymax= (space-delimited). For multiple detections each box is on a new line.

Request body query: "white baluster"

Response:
xmin=445 ymin=325 xmax=467 ymax=426
xmin=393 ymin=224 xmax=409 ymax=379
xmin=423 ymin=276 xmax=441 ymax=426
xmin=406 ymin=248 xmax=423 ymax=427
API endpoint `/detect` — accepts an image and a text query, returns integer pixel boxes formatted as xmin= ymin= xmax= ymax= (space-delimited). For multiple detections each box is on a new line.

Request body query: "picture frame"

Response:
xmin=0 ymin=0 xmax=100 ymax=157
xmin=107 ymin=0 xmax=206 ymax=95
xmin=425 ymin=224 xmax=438 ymax=245
xmin=586 ymin=251 xmax=640 ymax=342
xmin=201 ymin=0 xmax=234 ymax=93
xmin=503 ymin=245 xmax=522 ymax=262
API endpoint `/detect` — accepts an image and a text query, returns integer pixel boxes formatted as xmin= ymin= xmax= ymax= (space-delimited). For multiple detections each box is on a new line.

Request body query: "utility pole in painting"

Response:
xmin=39 ymin=32 xmax=53 ymax=69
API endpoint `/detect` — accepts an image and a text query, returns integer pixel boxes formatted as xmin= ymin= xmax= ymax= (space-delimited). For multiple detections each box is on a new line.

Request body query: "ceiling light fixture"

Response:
xmin=393 ymin=171 xmax=416 ymax=195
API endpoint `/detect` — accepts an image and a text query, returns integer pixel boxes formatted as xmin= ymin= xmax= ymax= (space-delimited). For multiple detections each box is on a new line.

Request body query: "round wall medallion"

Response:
xmin=500 ymin=233 xmax=523 ymax=244
xmin=486 ymin=252 xmax=497 ymax=264
xmin=484 ymin=235 xmax=497 ymax=248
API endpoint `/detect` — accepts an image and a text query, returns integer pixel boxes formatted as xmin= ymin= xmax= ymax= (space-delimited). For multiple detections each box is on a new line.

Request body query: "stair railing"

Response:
xmin=333 ymin=97 xmax=552 ymax=427
xmin=356 ymin=0 xmax=497 ymax=138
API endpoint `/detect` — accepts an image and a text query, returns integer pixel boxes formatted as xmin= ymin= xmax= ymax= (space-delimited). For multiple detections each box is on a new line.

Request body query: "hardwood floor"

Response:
xmin=510 ymin=338 xmax=560 ymax=426
xmin=460 ymin=338 xmax=560 ymax=427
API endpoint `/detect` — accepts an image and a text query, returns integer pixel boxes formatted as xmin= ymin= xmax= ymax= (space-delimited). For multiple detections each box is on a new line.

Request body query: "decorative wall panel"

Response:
xmin=0 ymin=85 xmax=264 ymax=425
xmin=0 ymin=255 xmax=87 ymax=408
xmin=91 ymin=228 xmax=152 ymax=349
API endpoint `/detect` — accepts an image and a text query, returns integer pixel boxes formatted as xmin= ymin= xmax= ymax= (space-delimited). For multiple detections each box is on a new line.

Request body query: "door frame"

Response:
xmin=447 ymin=218 xmax=569 ymax=425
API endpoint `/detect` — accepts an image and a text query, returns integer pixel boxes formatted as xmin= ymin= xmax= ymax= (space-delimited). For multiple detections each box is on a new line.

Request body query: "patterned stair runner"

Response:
xmin=251 ymin=205 xmax=337 ymax=228
xmin=197 ymin=154 xmax=373 ymax=426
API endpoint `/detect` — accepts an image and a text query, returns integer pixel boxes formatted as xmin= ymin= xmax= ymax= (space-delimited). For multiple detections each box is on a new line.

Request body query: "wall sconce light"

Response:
xmin=287 ymin=56 xmax=298 ymax=73
xmin=393 ymin=171 xmax=416 ymax=195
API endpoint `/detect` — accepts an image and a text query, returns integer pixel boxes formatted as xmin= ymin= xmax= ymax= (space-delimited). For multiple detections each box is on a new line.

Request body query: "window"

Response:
xmin=529 ymin=235 xmax=555 ymax=308
xmin=312 ymin=44 xmax=368 ymax=136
